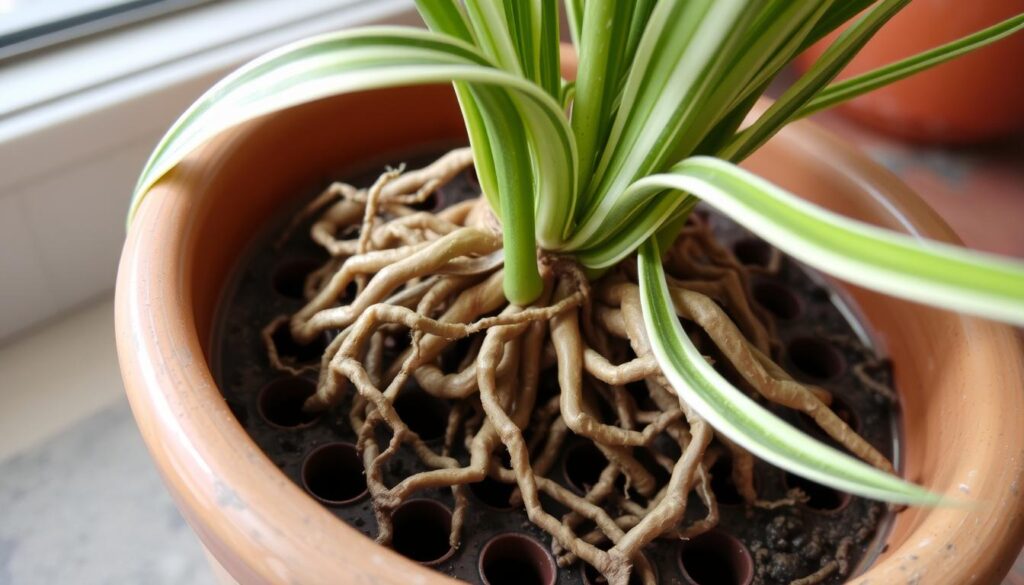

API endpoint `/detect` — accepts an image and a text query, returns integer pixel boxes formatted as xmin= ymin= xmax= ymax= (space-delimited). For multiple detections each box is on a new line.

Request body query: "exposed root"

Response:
xmin=261 ymin=149 xmax=894 ymax=584
xmin=789 ymin=561 xmax=837 ymax=585
xmin=754 ymin=488 xmax=811 ymax=510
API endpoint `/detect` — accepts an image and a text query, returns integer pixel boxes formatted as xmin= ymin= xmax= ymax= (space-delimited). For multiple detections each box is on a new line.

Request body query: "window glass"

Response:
xmin=0 ymin=0 xmax=214 ymax=60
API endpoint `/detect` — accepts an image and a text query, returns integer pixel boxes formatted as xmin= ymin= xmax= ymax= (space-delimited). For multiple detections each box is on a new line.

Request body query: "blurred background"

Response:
xmin=0 ymin=1 xmax=1021 ymax=584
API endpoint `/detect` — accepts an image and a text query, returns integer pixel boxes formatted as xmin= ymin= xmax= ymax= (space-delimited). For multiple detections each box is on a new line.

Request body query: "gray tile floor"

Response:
xmin=0 ymin=400 xmax=214 ymax=585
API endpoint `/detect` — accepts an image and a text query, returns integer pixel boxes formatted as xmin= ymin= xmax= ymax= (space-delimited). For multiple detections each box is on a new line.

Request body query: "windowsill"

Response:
xmin=0 ymin=295 xmax=119 ymax=461
xmin=0 ymin=0 xmax=418 ymax=342
xmin=0 ymin=296 xmax=218 ymax=584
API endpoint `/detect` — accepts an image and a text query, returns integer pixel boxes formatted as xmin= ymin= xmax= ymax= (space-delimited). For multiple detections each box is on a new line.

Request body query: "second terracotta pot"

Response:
xmin=797 ymin=0 xmax=1024 ymax=144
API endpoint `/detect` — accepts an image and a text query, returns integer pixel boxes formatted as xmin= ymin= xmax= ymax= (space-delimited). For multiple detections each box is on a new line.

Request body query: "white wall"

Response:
xmin=0 ymin=0 xmax=419 ymax=342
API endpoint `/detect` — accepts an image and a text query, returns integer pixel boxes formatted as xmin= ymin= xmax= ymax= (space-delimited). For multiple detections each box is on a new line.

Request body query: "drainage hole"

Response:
xmin=752 ymin=281 xmax=802 ymax=321
xmin=271 ymin=257 xmax=323 ymax=299
xmin=271 ymin=325 xmax=328 ymax=365
xmin=392 ymin=499 xmax=454 ymax=565
xmin=469 ymin=475 xmax=517 ymax=510
xmin=301 ymin=442 xmax=367 ymax=506
xmin=563 ymin=442 xmax=609 ymax=494
xmin=787 ymin=337 xmax=846 ymax=381
xmin=732 ymin=238 xmax=773 ymax=268
xmin=709 ymin=456 xmax=748 ymax=507
xmin=784 ymin=472 xmax=851 ymax=513
xmin=479 ymin=533 xmax=556 ymax=585
xmin=678 ymin=530 xmax=754 ymax=585
xmin=393 ymin=385 xmax=449 ymax=442
xmin=258 ymin=377 xmax=320 ymax=429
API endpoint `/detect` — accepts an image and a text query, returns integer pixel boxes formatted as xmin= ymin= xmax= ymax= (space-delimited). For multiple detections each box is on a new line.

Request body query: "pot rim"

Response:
xmin=116 ymin=77 xmax=1024 ymax=585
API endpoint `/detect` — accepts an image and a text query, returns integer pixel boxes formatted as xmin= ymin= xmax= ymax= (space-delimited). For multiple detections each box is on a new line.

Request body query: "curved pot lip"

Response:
xmin=115 ymin=78 xmax=1024 ymax=585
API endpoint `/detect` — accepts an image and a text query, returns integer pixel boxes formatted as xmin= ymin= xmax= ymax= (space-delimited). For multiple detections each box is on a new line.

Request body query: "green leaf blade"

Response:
xmin=564 ymin=0 xmax=583 ymax=49
xmin=463 ymin=0 xmax=522 ymax=75
xmin=537 ymin=0 xmax=561 ymax=99
xmin=572 ymin=0 xmax=821 ymax=250
xmin=414 ymin=0 xmax=475 ymax=44
xmin=571 ymin=0 xmax=639 ymax=185
xmin=471 ymin=87 xmax=543 ymax=304
xmin=620 ymin=157 xmax=1024 ymax=326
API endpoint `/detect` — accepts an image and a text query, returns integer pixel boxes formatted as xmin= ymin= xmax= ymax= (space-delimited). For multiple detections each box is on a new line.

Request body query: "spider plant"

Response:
xmin=128 ymin=0 xmax=1024 ymax=506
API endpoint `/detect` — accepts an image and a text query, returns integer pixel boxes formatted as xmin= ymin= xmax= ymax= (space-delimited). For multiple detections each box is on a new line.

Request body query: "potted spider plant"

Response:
xmin=116 ymin=1 xmax=1024 ymax=584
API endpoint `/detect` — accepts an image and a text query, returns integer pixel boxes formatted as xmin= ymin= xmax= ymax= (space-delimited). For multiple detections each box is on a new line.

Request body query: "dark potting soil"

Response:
xmin=211 ymin=148 xmax=899 ymax=585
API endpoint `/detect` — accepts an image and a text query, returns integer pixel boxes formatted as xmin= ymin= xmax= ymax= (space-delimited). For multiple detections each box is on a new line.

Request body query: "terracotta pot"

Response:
xmin=116 ymin=52 xmax=1024 ymax=584
xmin=796 ymin=0 xmax=1024 ymax=144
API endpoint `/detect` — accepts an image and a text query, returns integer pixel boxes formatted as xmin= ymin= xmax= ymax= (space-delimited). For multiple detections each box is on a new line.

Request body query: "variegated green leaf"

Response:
xmin=625 ymin=157 xmax=1024 ymax=325
xmin=637 ymin=237 xmax=944 ymax=505
xmin=127 ymin=27 xmax=579 ymax=304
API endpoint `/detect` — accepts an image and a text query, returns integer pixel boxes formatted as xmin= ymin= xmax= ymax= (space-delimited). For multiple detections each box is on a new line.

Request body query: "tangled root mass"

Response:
xmin=262 ymin=148 xmax=892 ymax=585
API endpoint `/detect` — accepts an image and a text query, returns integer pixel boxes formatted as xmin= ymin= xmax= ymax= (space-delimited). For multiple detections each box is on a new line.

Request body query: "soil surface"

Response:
xmin=211 ymin=149 xmax=899 ymax=585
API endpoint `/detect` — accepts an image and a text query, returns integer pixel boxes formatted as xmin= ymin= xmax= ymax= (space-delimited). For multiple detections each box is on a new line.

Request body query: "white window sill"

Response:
xmin=0 ymin=0 xmax=418 ymax=342
xmin=0 ymin=295 xmax=119 ymax=461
